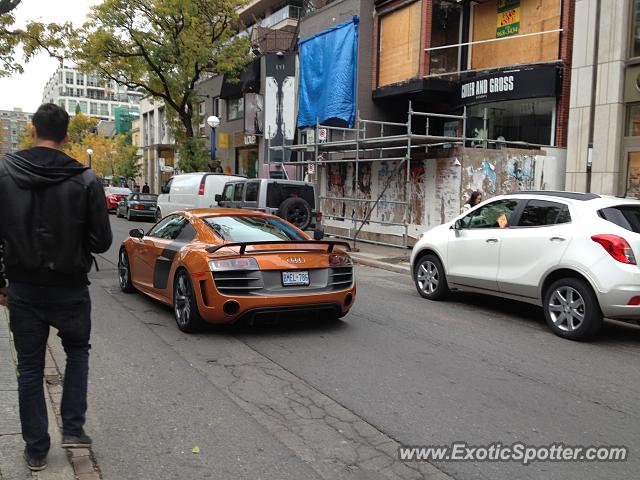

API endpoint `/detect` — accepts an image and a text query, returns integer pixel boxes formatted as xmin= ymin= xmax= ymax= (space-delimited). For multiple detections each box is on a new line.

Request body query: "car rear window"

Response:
xmin=108 ymin=187 xmax=131 ymax=195
xmin=266 ymin=183 xmax=315 ymax=209
xmin=598 ymin=205 xmax=640 ymax=233
xmin=204 ymin=216 xmax=306 ymax=242
xmin=138 ymin=194 xmax=157 ymax=202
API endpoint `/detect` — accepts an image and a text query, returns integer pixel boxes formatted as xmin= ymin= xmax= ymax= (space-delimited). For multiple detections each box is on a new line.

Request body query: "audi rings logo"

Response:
xmin=286 ymin=257 xmax=305 ymax=264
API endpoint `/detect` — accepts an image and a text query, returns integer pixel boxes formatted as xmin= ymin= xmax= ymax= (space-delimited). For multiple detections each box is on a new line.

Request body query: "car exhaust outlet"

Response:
xmin=223 ymin=300 xmax=240 ymax=316
xmin=344 ymin=293 xmax=353 ymax=307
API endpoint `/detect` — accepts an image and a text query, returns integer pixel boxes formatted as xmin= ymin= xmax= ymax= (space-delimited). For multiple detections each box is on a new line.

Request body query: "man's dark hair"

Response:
xmin=32 ymin=103 xmax=69 ymax=143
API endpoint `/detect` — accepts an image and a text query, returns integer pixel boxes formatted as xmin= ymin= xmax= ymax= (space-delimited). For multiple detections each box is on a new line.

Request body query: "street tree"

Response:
xmin=71 ymin=0 xmax=250 ymax=169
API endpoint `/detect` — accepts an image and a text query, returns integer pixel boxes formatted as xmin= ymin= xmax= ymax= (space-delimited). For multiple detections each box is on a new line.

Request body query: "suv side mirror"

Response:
xmin=129 ymin=228 xmax=144 ymax=239
xmin=214 ymin=194 xmax=222 ymax=204
xmin=160 ymin=185 xmax=170 ymax=194
xmin=313 ymin=229 xmax=325 ymax=241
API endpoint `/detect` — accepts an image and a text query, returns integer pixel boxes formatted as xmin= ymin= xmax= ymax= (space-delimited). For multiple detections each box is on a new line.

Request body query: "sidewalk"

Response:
xmin=345 ymin=239 xmax=412 ymax=275
xmin=0 ymin=307 xmax=94 ymax=480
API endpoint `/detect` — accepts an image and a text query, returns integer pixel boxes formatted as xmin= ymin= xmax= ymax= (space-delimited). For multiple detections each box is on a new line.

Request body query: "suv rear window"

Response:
xmin=598 ymin=205 xmax=640 ymax=233
xmin=266 ymin=183 xmax=315 ymax=209
xmin=517 ymin=200 xmax=571 ymax=226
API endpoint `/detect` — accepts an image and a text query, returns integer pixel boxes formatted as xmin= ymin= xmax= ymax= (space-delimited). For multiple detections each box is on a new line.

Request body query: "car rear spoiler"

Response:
xmin=206 ymin=240 xmax=352 ymax=255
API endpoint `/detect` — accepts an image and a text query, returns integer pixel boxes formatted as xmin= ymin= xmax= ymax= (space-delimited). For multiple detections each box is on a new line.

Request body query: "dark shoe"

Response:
xmin=61 ymin=430 xmax=92 ymax=448
xmin=24 ymin=448 xmax=47 ymax=471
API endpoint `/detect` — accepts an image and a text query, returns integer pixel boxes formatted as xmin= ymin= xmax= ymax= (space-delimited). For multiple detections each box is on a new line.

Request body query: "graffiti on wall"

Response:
xmin=409 ymin=163 xmax=426 ymax=225
xmin=435 ymin=159 xmax=462 ymax=225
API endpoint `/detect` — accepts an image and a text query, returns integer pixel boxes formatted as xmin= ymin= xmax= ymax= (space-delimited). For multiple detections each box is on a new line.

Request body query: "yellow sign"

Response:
xmin=218 ymin=132 xmax=230 ymax=149
xmin=497 ymin=0 xmax=520 ymax=38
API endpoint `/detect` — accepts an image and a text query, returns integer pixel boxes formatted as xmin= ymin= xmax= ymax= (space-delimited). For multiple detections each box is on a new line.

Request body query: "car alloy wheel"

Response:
xmin=173 ymin=272 xmax=204 ymax=333
xmin=547 ymin=286 xmax=585 ymax=332
xmin=117 ymin=248 xmax=135 ymax=293
xmin=543 ymin=277 xmax=602 ymax=340
xmin=413 ymin=254 xmax=449 ymax=300
xmin=417 ymin=261 xmax=439 ymax=295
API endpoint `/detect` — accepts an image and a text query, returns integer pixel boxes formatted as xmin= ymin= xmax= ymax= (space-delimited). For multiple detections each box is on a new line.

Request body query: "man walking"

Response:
xmin=0 ymin=103 xmax=112 ymax=471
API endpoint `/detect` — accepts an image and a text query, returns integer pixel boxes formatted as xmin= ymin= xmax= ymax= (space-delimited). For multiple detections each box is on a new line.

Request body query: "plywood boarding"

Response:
xmin=471 ymin=0 xmax=561 ymax=70
xmin=378 ymin=1 xmax=422 ymax=87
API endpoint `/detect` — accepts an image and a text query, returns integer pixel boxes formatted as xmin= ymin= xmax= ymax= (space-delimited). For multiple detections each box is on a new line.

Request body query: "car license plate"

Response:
xmin=282 ymin=271 xmax=310 ymax=286
xmin=149 ymin=206 xmax=156 ymax=211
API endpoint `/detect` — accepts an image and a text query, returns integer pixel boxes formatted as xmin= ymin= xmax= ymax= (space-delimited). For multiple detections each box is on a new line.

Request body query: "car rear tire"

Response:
xmin=155 ymin=208 xmax=162 ymax=222
xmin=543 ymin=277 xmax=602 ymax=340
xmin=118 ymin=248 xmax=136 ymax=293
xmin=278 ymin=197 xmax=312 ymax=230
xmin=173 ymin=270 xmax=205 ymax=333
xmin=126 ymin=209 xmax=133 ymax=221
xmin=414 ymin=254 xmax=449 ymax=300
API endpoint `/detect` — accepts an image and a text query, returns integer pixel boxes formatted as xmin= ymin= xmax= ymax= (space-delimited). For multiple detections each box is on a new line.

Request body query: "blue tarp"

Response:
xmin=297 ymin=17 xmax=359 ymax=129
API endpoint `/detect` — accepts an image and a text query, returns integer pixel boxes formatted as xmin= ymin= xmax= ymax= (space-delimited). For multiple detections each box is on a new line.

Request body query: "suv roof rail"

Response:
xmin=504 ymin=191 xmax=600 ymax=201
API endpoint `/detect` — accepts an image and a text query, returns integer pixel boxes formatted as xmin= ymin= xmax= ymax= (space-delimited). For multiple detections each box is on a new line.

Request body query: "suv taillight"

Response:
xmin=591 ymin=234 xmax=637 ymax=264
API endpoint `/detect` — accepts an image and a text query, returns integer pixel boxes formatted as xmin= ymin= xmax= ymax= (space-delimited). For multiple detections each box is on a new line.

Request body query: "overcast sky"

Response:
xmin=0 ymin=0 xmax=99 ymax=113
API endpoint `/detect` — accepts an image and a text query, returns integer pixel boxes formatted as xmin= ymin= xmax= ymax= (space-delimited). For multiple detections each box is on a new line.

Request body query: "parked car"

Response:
xmin=116 ymin=193 xmax=158 ymax=221
xmin=410 ymin=191 xmax=640 ymax=341
xmin=156 ymin=172 xmax=245 ymax=221
xmin=104 ymin=186 xmax=132 ymax=212
xmin=118 ymin=209 xmax=356 ymax=332
xmin=216 ymin=178 xmax=322 ymax=233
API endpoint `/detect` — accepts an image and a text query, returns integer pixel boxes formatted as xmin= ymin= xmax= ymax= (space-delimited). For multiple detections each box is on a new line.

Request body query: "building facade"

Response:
xmin=139 ymin=97 xmax=174 ymax=194
xmin=41 ymin=65 xmax=143 ymax=121
xmin=0 ymin=108 xmax=32 ymax=155
xmin=565 ymin=0 xmax=638 ymax=197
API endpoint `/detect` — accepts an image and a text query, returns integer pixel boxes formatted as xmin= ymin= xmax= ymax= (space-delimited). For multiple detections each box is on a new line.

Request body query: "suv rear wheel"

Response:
xmin=543 ymin=277 xmax=602 ymax=340
xmin=278 ymin=197 xmax=312 ymax=230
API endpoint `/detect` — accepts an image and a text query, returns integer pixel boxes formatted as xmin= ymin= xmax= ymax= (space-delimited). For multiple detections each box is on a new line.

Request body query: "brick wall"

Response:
xmin=555 ymin=0 xmax=575 ymax=148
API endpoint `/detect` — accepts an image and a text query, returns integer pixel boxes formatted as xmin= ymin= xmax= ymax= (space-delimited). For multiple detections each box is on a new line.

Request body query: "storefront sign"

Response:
xmin=218 ymin=132 xmax=230 ymax=149
xmin=459 ymin=65 xmax=558 ymax=106
xmin=497 ymin=0 xmax=520 ymax=38
xmin=244 ymin=134 xmax=257 ymax=145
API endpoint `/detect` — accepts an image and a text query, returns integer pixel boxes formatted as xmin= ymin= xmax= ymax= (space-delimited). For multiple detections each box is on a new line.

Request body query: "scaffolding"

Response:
xmin=265 ymin=102 xmax=470 ymax=248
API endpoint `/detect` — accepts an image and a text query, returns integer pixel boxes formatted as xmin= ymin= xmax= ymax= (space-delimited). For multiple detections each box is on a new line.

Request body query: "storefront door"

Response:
xmin=236 ymin=148 xmax=259 ymax=178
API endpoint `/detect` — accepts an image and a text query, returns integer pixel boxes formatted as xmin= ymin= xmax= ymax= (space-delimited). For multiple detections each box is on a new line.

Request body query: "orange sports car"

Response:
xmin=118 ymin=209 xmax=356 ymax=332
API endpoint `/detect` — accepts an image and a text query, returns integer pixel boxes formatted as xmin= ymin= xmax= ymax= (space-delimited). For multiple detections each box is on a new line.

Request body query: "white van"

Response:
xmin=155 ymin=172 xmax=244 ymax=221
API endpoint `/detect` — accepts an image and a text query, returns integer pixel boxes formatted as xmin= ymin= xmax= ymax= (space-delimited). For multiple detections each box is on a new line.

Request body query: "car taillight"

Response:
xmin=628 ymin=296 xmax=640 ymax=305
xmin=591 ymin=234 xmax=637 ymax=265
xmin=208 ymin=257 xmax=259 ymax=271
xmin=133 ymin=205 xmax=144 ymax=210
xmin=329 ymin=254 xmax=352 ymax=266
xmin=198 ymin=182 xmax=205 ymax=195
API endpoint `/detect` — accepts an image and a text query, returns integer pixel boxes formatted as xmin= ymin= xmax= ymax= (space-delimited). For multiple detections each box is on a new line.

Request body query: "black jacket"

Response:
xmin=0 ymin=147 xmax=112 ymax=287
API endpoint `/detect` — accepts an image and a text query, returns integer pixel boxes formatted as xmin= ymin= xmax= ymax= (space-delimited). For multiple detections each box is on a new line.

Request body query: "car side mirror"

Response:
xmin=452 ymin=219 xmax=462 ymax=230
xmin=160 ymin=185 xmax=169 ymax=194
xmin=129 ymin=228 xmax=144 ymax=239
xmin=313 ymin=229 xmax=325 ymax=241
xmin=214 ymin=194 xmax=222 ymax=204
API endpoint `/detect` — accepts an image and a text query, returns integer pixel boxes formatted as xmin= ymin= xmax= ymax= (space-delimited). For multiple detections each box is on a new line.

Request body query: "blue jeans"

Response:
xmin=8 ymin=283 xmax=91 ymax=458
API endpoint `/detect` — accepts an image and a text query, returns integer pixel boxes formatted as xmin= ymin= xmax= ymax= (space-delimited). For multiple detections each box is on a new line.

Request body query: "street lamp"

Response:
xmin=207 ymin=115 xmax=220 ymax=172
xmin=86 ymin=148 xmax=93 ymax=169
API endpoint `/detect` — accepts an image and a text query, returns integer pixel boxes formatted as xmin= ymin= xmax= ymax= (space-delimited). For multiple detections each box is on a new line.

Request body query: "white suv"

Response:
xmin=410 ymin=191 xmax=640 ymax=340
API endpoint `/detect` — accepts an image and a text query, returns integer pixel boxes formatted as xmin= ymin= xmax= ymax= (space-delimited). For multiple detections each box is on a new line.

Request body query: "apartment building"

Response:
xmin=0 ymin=108 xmax=33 ymax=156
xmin=42 ymin=65 xmax=143 ymax=121
xmin=566 ymin=0 xmax=640 ymax=197
xmin=139 ymin=97 xmax=174 ymax=194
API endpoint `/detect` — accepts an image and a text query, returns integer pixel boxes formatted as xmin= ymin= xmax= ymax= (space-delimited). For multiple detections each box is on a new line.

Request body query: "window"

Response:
xmin=65 ymin=71 xmax=74 ymax=85
xmin=204 ymin=216 xmax=307 ymax=242
xmin=90 ymin=102 xmax=98 ymax=115
xmin=148 ymin=215 xmax=188 ymax=240
xmin=79 ymin=101 xmax=88 ymax=114
xmin=76 ymin=74 xmax=84 ymax=85
xmin=100 ymin=103 xmax=109 ymax=116
xmin=233 ymin=183 xmax=245 ymax=201
xmin=632 ymin=0 xmax=640 ymax=58
xmin=626 ymin=103 xmax=640 ymax=136
xmin=68 ymin=100 xmax=78 ymax=113
xmin=460 ymin=199 xmax=519 ymax=229
xmin=77 ymin=88 xmax=84 ymax=97
xmin=227 ymin=97 xmax=244 ymax=121
xmin=429 ymin=0 xmax=462 ymax=75
xmin=222 ymin=184 xmax=234 ymax=202
xmin=517 ymin=200 xmax=571 ymax=227
xmin=245 ymin=181 xmax=260 ymax=202
xmin=599 ymin=206 xmax=640 ymax=233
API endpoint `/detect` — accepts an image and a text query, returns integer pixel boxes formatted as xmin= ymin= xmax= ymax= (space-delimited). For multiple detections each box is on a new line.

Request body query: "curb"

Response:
xmin=45 ymin=344 xmax=102 ymax=480
xmin=351 ymin=255 xmax=411 ymax=275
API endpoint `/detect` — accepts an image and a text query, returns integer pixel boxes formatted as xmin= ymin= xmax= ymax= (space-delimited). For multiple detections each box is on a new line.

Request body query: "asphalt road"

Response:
xmin=61 ymin=214 xmax=640 ymax=480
